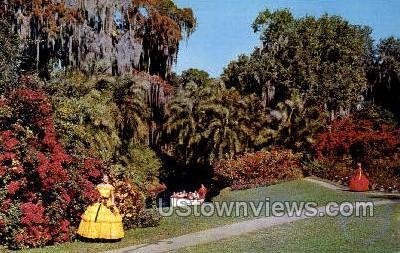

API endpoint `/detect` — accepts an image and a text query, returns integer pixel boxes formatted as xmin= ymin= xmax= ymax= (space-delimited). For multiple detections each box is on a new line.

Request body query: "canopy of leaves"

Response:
xmin=223 ymin=9 xmax=373 ymax=116
xmin=372 ymin=37 xmax=400 ymax=118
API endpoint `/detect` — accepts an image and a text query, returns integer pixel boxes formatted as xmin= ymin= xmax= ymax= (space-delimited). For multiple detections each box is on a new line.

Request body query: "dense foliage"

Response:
xmin=214 ymin=149 xmax=303 ymax=190
xmin=46 ymin=71 xmax=165 ymax=205
xmin=371 ymin=37 xmax=400 ymax=118
xmin=0 ymin=19 xmax=19 ymax=92
xmin=0 ymin=85 xmax=102 ymax=249
xmin=0 ymin=0 xmax=196 ymax=77
xmin=164 ymin=81 xmax=271 ymax=166
xmin=310 ymin=115 xmax=400 ymax=190
xmin=224 ymin=9 xmax=371 ymax=118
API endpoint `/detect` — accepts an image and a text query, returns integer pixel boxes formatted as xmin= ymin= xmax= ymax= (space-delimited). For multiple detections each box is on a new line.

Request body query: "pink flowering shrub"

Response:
xmin=0 ymin=86 xmax=103 ymax=249
xmin=214 ymin=149 xmax=304 ymax=190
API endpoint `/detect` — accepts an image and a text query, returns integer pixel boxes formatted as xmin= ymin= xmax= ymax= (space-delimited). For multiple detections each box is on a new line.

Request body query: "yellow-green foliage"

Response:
xmin=46 ymin=71 xmax=161 ymax=195
xmin=112 ymin=144 xmax=162 ymax=194
xmin=54 ymin=84 xmax=122 ymax=161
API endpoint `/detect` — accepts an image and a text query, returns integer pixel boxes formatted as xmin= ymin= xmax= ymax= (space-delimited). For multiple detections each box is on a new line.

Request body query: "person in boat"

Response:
xmin=77 ymin=174 xmax=124 ymax=240
xmin=198 ymin=184 xmax=208 ymax=199
xmin=193 ymin=190 xmax=200 ymax=199
xmin=349 ymin=163 xmax=369 ymax=192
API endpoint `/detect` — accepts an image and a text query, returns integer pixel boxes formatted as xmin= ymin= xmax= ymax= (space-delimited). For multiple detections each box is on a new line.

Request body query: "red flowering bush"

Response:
xmin=314 ymin=117 xmax=400 ymax=160
xmin=312 ymin=117 xmax=400 ymax=190
xmin=214 ymin=149 xmax=304 ymax=190
xmin=0 ymin=87 xmax=103 ymax=249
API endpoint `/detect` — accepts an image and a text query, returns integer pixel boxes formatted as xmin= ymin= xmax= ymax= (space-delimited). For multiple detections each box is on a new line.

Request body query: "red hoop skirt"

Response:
xmin=349 ymin=168 xmax=369 ymax=192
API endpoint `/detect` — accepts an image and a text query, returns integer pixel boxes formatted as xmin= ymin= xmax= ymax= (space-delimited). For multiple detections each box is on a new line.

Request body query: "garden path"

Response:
xmin=106 ymin=178 xmax=398 ymax=253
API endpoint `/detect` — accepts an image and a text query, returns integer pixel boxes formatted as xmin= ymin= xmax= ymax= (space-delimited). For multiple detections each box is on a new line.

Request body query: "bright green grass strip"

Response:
xmin=18 ymin=180 xmax=375 ymax=253
xmin=174 ymin=204 xmax=400 ymax=253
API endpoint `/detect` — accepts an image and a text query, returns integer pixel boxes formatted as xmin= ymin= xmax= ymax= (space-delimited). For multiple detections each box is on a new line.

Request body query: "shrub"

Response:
xmin=134 ymin=208 xmax=162 ymax=228
xmin=112 ymin=145 xmax=163 ymax=195
xmin=312 ymin=117 xmax=400 ymax=190
xmin=303 ymin=156 xmax=353 ymax=183
xmin=111 ymin=177 xmax=145 ymax=230
xmin=314 ymin=117 xmax=400 ymax=160
xmin=0 ymin=87 xmax=102 ymax=249
xmin=213 ymin=149 xmax=303 ymax=189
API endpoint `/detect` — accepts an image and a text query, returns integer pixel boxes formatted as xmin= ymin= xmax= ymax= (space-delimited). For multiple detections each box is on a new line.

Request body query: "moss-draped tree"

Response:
xmin=1 ymin=0 xmax=196 ymax=78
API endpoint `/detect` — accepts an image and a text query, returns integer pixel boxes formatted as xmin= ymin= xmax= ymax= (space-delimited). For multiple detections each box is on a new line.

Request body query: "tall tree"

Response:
xmin=223 ymin=9 xmax=373 ymax=119
xmin=0 ymin=18 xmax=19 ymax=92
xmin=372 ymin=37 xmax=400 ymax=118
xmin=1 ymin=0 xmax=196 ymax=78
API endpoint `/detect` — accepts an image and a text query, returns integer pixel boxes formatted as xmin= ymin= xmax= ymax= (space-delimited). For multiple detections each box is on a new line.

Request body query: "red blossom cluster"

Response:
xmin=83 ymin=158 xmax=104 ymax=179
xmin=7 ymin=181 xmax=21 ymax=195
xmin=312 ymin=117 xmax=400 ymax=191
xmin=314 ymin=117 xmax=400 ymax=160
xmin=0 ymin=87 xmax=103 ymax=249
xmin=15 ymin=202 xmax=51 ymax=248
xmin=214 ymin=149 xmax=304 ymax=190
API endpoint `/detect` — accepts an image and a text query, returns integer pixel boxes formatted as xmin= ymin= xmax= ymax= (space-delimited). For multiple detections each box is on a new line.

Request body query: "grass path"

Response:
xmin=175 ymin=204 xmax=400 ymax=253
xmin=107 ymin=178 xmax=398 ymax=253
xmin=106 ymin=199 xmax=395 ymax=253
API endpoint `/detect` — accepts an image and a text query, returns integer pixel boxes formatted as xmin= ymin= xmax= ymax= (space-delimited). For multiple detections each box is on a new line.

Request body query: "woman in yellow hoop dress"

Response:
xmin=77 ymin=175 xmax=124 ymax=240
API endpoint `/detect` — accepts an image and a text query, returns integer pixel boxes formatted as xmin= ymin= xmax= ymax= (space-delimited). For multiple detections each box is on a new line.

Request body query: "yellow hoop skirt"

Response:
xmin=77 ymin=184 xmax=124 ymax=239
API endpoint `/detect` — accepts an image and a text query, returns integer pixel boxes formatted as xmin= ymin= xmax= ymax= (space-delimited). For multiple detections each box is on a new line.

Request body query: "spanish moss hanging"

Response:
xmin=0 ymin=0 xmax=196 ymax=78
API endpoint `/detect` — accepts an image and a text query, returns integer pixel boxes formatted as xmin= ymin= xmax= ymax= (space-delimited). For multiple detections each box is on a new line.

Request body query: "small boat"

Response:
xmin=170 ymin=185 xmax=208 ymax=207
xmin=170 ymin=196 xmax=205 ymax=207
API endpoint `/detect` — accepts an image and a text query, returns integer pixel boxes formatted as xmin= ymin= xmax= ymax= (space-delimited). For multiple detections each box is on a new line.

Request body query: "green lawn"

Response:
xmin=13 ymin=180 xmax=378 ymax=253
xmin=174 ymin=204 xmax=400 ymax=253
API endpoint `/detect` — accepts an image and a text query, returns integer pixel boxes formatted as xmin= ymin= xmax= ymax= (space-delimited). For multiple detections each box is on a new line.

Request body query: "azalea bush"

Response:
xmin=0 ymin=85 xmax=103 ymax=249
xmin=110 ymin=176 xmax=164 ymax=229
xmin=314 ymin=117 xmax=400 ymax=160
xmin=214 ymin=149 xmax=303 ymax=190
xmin=111 ymin=177 xmax=145 ymax=230
xmin=311 ymin=117 xmax=400 ymax=190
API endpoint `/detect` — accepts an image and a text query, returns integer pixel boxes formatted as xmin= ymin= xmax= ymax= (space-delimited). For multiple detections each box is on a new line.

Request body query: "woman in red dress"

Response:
xmin=349 ymin=163 xmax=369 ymax=192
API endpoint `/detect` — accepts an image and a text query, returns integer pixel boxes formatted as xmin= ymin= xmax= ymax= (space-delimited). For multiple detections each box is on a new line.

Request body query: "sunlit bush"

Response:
xmin=214 ymin=149 xmax=303 ymax=189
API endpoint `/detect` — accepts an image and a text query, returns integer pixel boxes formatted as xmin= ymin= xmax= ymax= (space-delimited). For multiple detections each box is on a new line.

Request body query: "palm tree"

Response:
xmin=200 ymin=89 xmax=253 ymax=162
xmin=164 ymin=82 xmax=269 ymax=165
xmin=115 ymin=75 xmax=150 ymax=147
xmin=164 ymin=82 xmax=203 ymax=164
xmin=273 ymin=91 xmax=326 ymax=151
